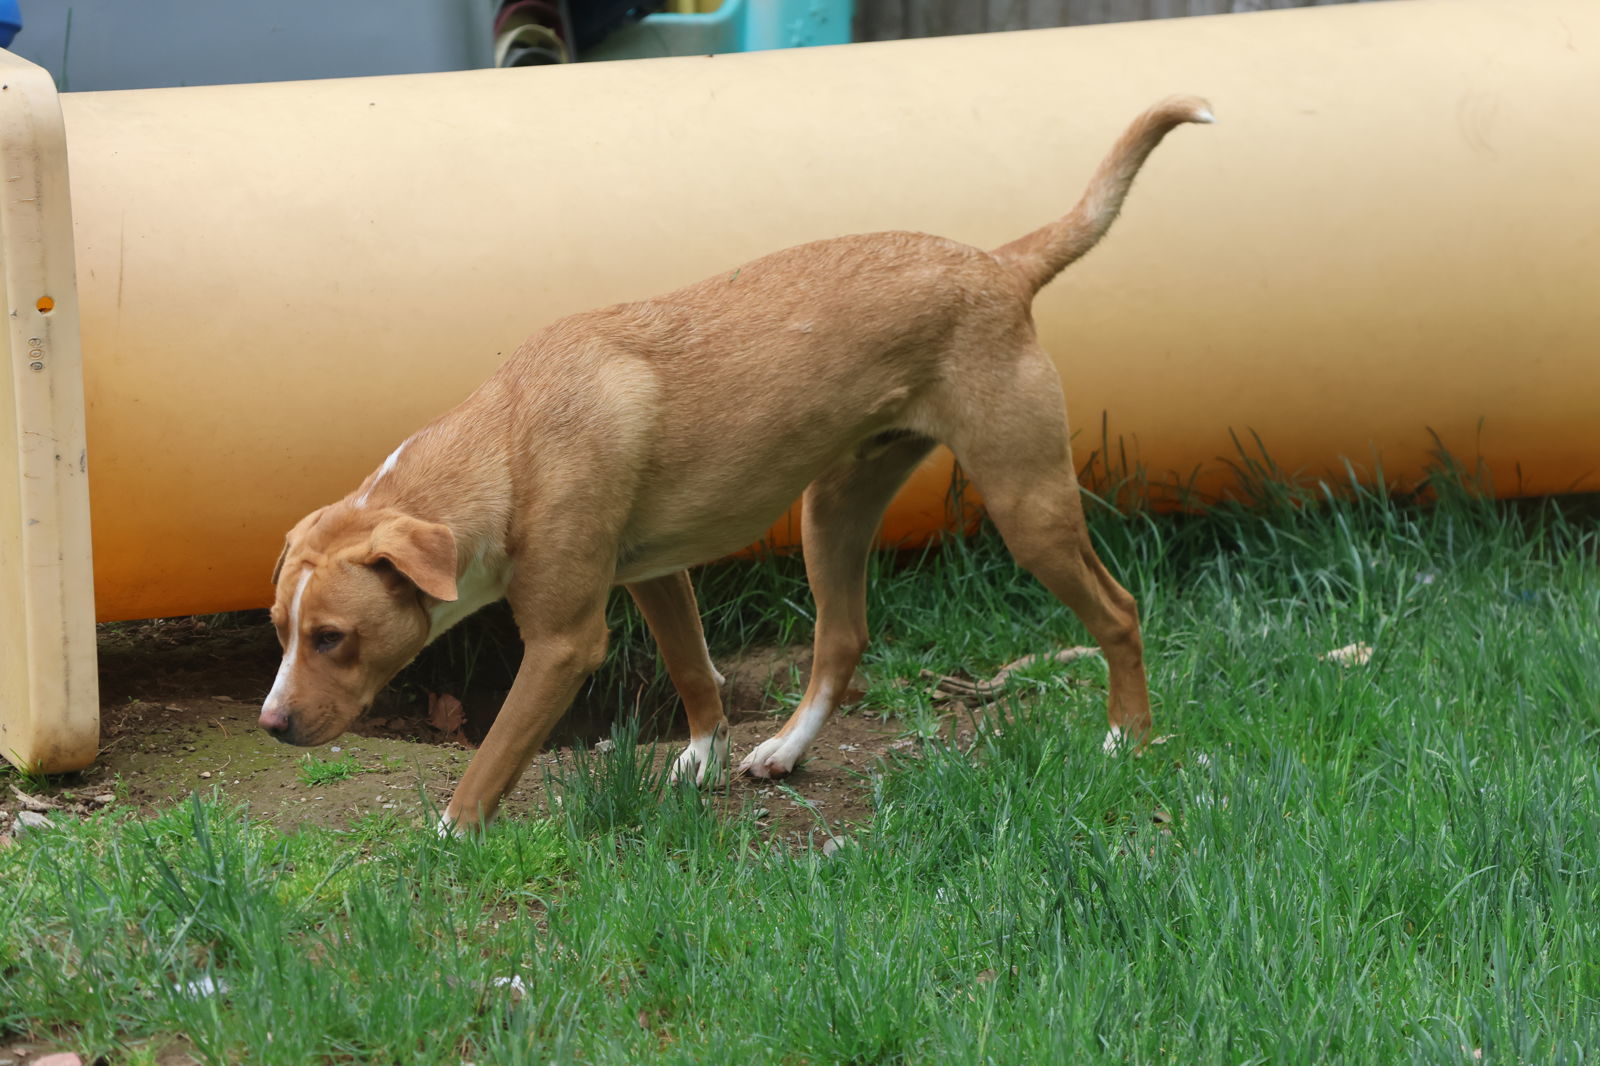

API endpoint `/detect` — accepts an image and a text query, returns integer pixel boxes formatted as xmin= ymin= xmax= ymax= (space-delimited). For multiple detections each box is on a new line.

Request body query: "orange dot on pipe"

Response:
xmin=36 ymin=295 xmax=54 ymax=313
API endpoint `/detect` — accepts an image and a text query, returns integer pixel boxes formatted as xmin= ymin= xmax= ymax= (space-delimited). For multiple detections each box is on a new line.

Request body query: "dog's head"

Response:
xmin=259 ymin=504 xmax=458 ymax=746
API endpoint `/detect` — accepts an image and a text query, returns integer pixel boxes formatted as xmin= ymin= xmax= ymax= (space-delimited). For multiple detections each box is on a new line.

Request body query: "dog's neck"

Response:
xmin=349 ymin=417 xmax=518 ymax=643
xmin=424 ymin=546 xmax=514 ymax=644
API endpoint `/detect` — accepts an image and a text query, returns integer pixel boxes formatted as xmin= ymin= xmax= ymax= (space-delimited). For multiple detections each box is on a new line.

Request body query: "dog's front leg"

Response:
xmin=442 ymin=604 xmax=610 ymax=832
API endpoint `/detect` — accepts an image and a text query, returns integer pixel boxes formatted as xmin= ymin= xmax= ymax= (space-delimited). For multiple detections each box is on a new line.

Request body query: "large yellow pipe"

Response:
xmin=58 ymin=0 xmax=1600 ymax=622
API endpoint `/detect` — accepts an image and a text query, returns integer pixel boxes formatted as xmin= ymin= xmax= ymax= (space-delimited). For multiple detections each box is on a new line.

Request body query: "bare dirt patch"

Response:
xmin=6 ymin=617 xmax=920 ymax=845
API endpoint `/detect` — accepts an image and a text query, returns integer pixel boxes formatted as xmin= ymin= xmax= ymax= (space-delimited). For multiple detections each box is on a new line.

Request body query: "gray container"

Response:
xmin=10 ymin=0 xmax=496 ymax=91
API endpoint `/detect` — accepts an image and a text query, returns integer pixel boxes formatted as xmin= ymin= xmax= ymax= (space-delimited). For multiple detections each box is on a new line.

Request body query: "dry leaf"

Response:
xmin=1319 ymin=642 xmax=1373 ymax=667
xmin=10 ymin=786 xmax=59 ymax=812
xmin=426 ymin=692 xmax=466 ymax=735
xmin=924 ymin=646 xmax=1099 ymax=701
xmin=492 ymin=975 xmax=528 ymax=1000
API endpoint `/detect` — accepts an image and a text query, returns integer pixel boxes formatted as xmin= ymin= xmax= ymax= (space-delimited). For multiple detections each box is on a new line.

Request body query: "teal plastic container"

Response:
xmin=583 ymin=0 xmax=853 ymax=60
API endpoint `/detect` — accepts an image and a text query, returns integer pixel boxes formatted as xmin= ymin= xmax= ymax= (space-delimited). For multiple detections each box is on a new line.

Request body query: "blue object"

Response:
xmin=583 ymin=0 xmax=852 ymax=61
xmin=0 ymin=0 xmax=21 ymax=49
xmin=652 ymin=0 xmax=852 ymax=52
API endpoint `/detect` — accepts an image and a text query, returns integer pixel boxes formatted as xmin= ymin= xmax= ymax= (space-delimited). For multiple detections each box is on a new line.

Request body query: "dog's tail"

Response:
xmin=991 ymin=95 xmax=1214 ymax=296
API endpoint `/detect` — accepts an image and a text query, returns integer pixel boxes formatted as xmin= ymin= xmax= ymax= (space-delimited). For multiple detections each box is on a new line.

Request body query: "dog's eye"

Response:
xmin=314 ymin=630 xmax=345 ymax=654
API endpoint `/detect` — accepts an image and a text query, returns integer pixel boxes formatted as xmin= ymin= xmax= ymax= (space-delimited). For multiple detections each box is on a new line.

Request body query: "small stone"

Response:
xmin=198 ymin=771 xmax=212 ymax=780
xmin=821 ymin=835 xmax=850 ymax=858
xmin=92 ymin=793 xmax=116 ymax=805
xmin=14 ymin=811 xmax=51 ymax=833
xmin=184 ymin=745 xmax=196 ymax=753
xmin=592 ymin=738 xmax=616 ymax=755
xmin=32 ymin=1053 xmax=84 ymax=1066
xmin=174 ymin=976 xmax=228 ymax=998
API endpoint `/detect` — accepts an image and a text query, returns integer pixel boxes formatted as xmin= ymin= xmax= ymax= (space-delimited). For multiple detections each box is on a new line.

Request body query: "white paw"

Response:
xmin=738 ymin=733 xmax=804 ymax=779
xmin=669 ymin=729 xmax=729 ymax=786
xmin=436 ymin=812 xmax=463 ymax=839
xmin=1102 ymin=726 xmax=1127 ymax=755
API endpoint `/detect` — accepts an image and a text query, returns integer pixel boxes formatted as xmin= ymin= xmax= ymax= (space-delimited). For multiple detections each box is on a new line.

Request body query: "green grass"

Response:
xmin=0 ymin=758 xmax=51 ymax=792
xmin=296 ymin=752 xmax=366 ymax=787
xmin=4 ymin=468 xmax=1599 ymax=1063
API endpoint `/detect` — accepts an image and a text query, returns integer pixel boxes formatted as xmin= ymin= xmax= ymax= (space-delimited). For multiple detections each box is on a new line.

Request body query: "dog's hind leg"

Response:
xmin=741 ymin=433 xmax=936 ymax=778
xmin=628 ymin=570 xmax=730 ymax=785
xmin=946 ymin=350 xmax=1153 ymax=751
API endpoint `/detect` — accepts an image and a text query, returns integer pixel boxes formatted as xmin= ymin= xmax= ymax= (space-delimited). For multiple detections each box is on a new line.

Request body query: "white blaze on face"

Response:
xmin=353 ymin=438 xmax=409 ymax=508
xmin=265 ymin=567 xmax=314 ymax=709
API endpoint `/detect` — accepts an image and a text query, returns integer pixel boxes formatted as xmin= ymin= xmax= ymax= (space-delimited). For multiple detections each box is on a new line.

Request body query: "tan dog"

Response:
xmin=261 ymin=96 xmax=1212 ymax=830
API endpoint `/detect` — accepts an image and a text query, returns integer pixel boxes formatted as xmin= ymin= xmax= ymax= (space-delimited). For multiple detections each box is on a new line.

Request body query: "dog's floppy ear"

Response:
xmin=366 ymin=515 xmax=459 ymax=602
xmin=272 ymin=506 xmax=328 ymax=586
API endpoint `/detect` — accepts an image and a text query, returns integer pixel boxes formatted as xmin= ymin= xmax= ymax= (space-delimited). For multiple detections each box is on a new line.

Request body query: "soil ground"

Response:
xmin=6 ymin=616 xmax=941 ymax=845
xmin=1 ymin=619 xmax=959 ymax=1066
